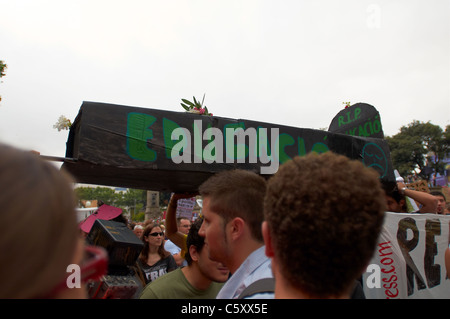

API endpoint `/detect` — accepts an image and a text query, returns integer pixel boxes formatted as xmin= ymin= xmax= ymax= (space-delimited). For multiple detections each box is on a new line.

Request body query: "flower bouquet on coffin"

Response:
xmin=180 ymin=94 xmax=213 ymax=116
xmin=53 ymin=115 xmax=72 ymax=131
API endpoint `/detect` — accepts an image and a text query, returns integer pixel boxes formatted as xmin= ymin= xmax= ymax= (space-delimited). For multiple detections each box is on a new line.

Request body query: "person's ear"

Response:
xmin=262 ymin=221 xmax=275 ymax=258
xmin=229 ymin=217 xmax=245 ymax=241
xmin=189 ymin=245 xmax=199 ymax=262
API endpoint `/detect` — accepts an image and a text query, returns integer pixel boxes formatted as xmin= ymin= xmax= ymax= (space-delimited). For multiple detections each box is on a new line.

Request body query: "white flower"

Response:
xmin=53 ymin=115 xmax=72 ymax=131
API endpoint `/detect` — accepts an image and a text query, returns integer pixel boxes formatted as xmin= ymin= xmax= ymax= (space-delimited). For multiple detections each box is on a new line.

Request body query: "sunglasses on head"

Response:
xmin=148 ymin=232 xmax=164 ymax=237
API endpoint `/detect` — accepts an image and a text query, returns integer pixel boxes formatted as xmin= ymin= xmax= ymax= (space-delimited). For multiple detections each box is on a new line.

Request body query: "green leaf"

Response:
xmin=180 ymin=103 xmax=190 ymax=111
xmin=181 ymin=99 xmax=195 ymax=107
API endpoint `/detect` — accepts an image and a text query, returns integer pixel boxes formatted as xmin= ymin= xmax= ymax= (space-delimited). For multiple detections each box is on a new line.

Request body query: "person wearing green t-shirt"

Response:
xmin=140 ymin=217 xmax=229 ymax=299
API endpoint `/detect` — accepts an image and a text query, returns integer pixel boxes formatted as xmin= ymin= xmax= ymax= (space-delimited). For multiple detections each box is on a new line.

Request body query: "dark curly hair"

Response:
xmin=264 ymin=152 xmax=386 ymax=298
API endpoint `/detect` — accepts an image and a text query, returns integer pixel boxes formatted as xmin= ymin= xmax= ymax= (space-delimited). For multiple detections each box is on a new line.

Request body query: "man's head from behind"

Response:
xmin=263 ymin=152 xmax=386 ymax=298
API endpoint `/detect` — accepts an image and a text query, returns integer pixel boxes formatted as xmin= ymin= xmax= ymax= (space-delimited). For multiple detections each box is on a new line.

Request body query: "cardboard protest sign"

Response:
xmin=362 ymin=212 xmax=450 ymax=299
xmin=62 ymin=101 xmax=395 ymax=192
xmin=172 ymin=196 xmax=196 ymax=220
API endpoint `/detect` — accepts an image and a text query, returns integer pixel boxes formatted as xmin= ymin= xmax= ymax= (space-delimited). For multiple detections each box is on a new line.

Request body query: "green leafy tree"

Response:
xmin=75 ymin=187 xmax=120 ymax=206
xmin=426 ymin=124 xmax=450 ymax=183
xmin=0 ymin=60 xmax=7 ymax=103
xmin=117 ymin=188 xmax=146 ymax=207
xmin=116 ymin=188 xmax=147 ymax=217
xmin=133 ymin=211 xmax=146 ymax=222
xmin=75 ymin=186 xmax=152 ymax=219
xmin=386 ymin=121 xmax=450 ymax=181
xmin=0 ymin=60 xmax=6 ymax=77
xmin=159 ymin=191 xmax=172 ymax=207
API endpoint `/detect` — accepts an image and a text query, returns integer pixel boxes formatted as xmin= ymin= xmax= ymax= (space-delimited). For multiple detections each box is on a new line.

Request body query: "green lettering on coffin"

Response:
xmin=126 ymin=112 xmax=157 ymax=161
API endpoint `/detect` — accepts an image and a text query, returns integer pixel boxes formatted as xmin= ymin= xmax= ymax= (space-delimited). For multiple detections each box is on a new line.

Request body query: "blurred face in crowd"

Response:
xmin=133 ymin=227 xmax=143 ymax=238
xmin=179 ymin=218 xmax=191 ymax=235
xmin=385 ymin=195 xmax=404 ymax=213
xmin=435 ymin=195 xmax=446 ymax=214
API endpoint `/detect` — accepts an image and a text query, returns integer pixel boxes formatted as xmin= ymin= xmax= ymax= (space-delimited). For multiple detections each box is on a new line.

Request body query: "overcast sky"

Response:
xmin=0 ymin=0 xmax=449 ymax=158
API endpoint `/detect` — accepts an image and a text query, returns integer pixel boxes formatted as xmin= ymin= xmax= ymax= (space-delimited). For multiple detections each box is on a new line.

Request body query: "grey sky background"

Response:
xmin=0 ymin=0 xmax=449 ymax=158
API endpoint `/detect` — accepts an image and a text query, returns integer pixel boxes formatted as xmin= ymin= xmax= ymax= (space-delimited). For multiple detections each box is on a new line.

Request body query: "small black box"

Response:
xmin=87 ymin=219 xmax=144 ymax=268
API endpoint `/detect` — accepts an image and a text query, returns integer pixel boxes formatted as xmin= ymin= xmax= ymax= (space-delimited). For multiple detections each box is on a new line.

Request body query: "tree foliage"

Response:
xmin=0 ymin=60 xmax=6 ymax=103
xmin=386 ymin=121 xmax=450 ymax=180
xmin=74 ymin=187 xmax=170 ymax=220
xmin=0 ymin=60 xmax=6 ymax=77
xmin=74 ymin=187 xmax=147 ymax=214
xmin=75 ymin=186 xmax=119 ymax=206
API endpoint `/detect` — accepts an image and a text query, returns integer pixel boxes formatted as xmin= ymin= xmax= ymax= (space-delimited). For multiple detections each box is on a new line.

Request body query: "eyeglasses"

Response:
xmin=41 ymin=245 xmax=108 ymax=298
xmin=148 ymin=232 xmax=164 ymax=237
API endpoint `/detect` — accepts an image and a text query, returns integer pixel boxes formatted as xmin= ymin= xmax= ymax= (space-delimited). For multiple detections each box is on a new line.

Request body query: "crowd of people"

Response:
xmin=1 ymin=140 xmax=449 ymax=299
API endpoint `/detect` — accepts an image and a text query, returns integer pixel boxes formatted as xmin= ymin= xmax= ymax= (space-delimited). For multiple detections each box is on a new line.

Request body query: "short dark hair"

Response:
xmin=381 ymin=181 xmax=404 ymax=203
xmin=199 ymin=169 xmax=267 ymax=242
xmin=184 ymin=217 xmax=204 ymax=265
xmin=430 ymin=191 xmax=446 ymax=200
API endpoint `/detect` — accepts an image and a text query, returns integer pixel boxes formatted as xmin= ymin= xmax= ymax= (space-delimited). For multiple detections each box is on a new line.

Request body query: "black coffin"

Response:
xmin=62 ymin=101 xmax=395 ymax=192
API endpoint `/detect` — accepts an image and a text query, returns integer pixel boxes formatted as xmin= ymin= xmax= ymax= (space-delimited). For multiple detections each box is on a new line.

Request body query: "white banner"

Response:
xmin=363 ymin=212 xmax=450 ymax=299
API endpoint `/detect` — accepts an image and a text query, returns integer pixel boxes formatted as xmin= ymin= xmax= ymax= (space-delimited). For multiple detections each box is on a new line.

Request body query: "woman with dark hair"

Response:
xmin=136 ymin=223 xmax=177 ymax=285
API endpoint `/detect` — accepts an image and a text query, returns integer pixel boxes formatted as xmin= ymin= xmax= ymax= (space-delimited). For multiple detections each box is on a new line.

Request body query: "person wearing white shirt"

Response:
xmin=198 ymin=169 xmax=274 ymax=299
xmin=165 ymin=217 xmax=191 ymax=267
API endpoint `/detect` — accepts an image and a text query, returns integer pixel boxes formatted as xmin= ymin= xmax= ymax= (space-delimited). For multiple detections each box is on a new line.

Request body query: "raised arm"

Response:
xmin=165 ymin=193 xmax=197 ymax=251
xmin=398 ymin=182 xmax=438 ymax=214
